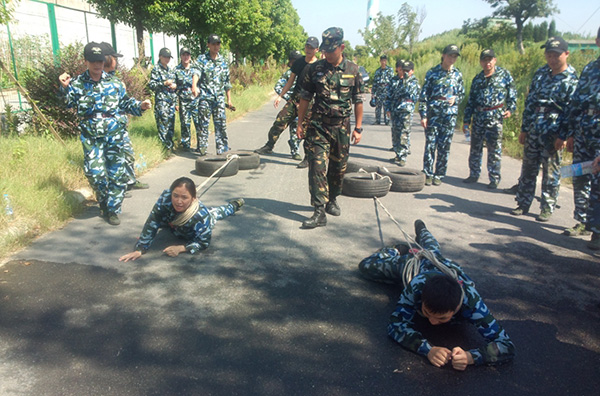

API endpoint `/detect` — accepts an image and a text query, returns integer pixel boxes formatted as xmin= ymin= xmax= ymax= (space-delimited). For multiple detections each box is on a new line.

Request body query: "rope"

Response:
xmin=196 ymin=153 xmax=239 ymax=191
xmin=372 ymin=197 xmax=465 ymax=304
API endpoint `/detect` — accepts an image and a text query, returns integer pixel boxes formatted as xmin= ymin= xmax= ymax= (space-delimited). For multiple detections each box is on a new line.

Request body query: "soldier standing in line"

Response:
xmin=418 ymin=44 xmax=465 ymax=186
xmin=192 ymin=34 xmax=233 ymax=156
xmin=296 ymin=27 xmax=364 ymax=229
xmin=254 ymin=37 xmax=320 ymax=168
xmin=371 ymin=54 xmax=394 ymax=125
xmin=148 ymin=48 xmax=177 ymax=151
xmin=462 ymin=49 xmax=517 ymax=190
xmin=174 ymin=47 xmax=201 ymax=151
xmin=58 ymin=42 xmax=151 ymax=225
xmin=385 ymin=60 xmax=420 ymax=166
xmin=510 ymin=36 xmax=578 ymax=222
xmin=100 ymin=42 xmax=149 ymax=193
xmin=562 ymin=28 xmax=600 ymax=246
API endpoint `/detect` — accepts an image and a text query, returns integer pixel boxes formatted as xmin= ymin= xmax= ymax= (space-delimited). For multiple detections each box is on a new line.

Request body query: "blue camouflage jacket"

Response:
xmin=372 ymin=66 xmax=394 ymax=97
xmin=174 ymin=63 xmax=201 ymax=102
xmin=59 ymin=70 xmax=143 ymax=138
xmin=388 ymin=256 xmax=515 ymax=366
xmin=418 ymin=64 xmax=465 ymax=119
xmin=148 ymin=63 xmax=177 ymax=103
xmin=522 ymin=64 xmax=578 ymax=140
xmin=568 ymin=57 xmax=600 ymax=139
xmin=464 ymin=66 xmax=517 ymax=125
xmin=384 ymin=74 xmax=421 ymax=115
xmin=195 ymin=52 xmax=232 ymax=102
xmin=274 ymin=69 xmax=295 ymax=101
xmin=135 ymin=189 xmax=215 ymax=255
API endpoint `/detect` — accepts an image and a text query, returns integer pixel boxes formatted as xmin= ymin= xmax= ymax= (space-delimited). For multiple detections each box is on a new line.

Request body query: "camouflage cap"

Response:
xmin=84 ymin=42 xmax=104 ymax=62
xmin=208 ymin=34 xmax=221 ymax=44
xmin=541 ymin=36 xmax=568 ymax=53
xmin=442 ymin=44 xmax=460 ymax=56
xmin=319 ymin=27 xmax=344 ymax=52
xmin=180 ymin=47 xmax=191 ymax=55
xmin=159 ymin=47 xmax=172 ymax=58
xmin=402 ymin=60 xmax=414 ymax=71
xmin=480 ymin=49 xmax=495 ymax=60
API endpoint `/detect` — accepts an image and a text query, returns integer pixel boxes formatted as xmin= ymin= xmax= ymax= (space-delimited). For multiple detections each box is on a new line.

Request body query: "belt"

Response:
xmin=586 ymin=109 xmax=600 ymax=116
xmin=477 ymin=104 xmax=504 ymax=112
xmin=315 ymin=114 xmax=348 ymax=125
xmin=86 ymin=113 xmax=113 ymax=119
xmin=403 ymin=99 xmax=414 ymax=103
xmin=535 ymin=106 xmax=559 ymax=114
xmin=431 ymin=96 xmax=447 ymax=101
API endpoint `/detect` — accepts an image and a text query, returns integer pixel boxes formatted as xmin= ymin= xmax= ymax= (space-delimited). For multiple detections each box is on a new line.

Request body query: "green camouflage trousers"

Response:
xmin=305 ymin=117 xmax=351 ymax=207
xmin=80 ymin=133 xmax=129 ymax=214
xmin=266 ymin=96 xmax=311 ymax=155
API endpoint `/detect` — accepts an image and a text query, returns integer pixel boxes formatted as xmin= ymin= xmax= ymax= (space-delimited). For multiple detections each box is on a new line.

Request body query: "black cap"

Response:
xmin=159 ymin=48 xmax=172 ymax=58
xmin=208 ymin=34 xmax=221 ymax=44
xmin=288 ymin=50 xmax=302 ymax=62
xmin=480 ymin=49 xmax=495 ymax=60
xmin=84 ymin=42 xmax=105 ymax=62
xmin=402 ymin=60 xmax=414 ymax=71
xmin=380 ymin=54 xmax=387 ymax=60
xmin=541 ymin=36 xmax=568 ymax=53
xmin=100 ymin=42 xmax=123 ymax=58
xmin=442 ymin=44 xmax=460 ymax=56
xmin=305 ymin=36 xmax=319 ymax=49
xmin=180 ymin=47 xmax=191 ymax=55
xmin=320 ymin=27 xmax=344 ymax=52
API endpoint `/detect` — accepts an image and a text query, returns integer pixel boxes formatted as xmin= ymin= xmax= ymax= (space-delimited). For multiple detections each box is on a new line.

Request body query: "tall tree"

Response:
xmin=548 ymin=19 xmax=557 ymax=37
xmin=483 ymin=0 xmax=558 ymax=54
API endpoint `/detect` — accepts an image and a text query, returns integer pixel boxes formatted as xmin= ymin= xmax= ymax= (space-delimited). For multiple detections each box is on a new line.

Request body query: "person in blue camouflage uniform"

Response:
xmin=100 ymin=42 xmax=149 ymax=193
xmin=272 ymin=50 xmax=303 ymax=159
xmin=371 ymin=55 xmax=394 ymax=125
xmin=510 ymin=36 xmax=578 ymax=222
xmin=119 ymin=177 xmax=244 ymax=261
xmin=359 ymin=219 xmax=515 ymax=370
xmin=463 ymin=49 xmax=517 ymax=189
xmin=385 ymin=60 xmax=420 ymax=166
xmin=58 ymin=42 xmax=151 ymax=226
xmin=563 ymin=29 xmax=600 ymax=247
xmin=148 ymin=48 xmax=177 ymax=151
xmin=192 ymin=34 xmax=233 ymax=155
xmin=590 ymin=154 xmax=600 ymax=249
xmin=174 ymin=47 xmax=201 ymax=151
xmin=296 ymin=27 xmax=364 ymax=228
xmin=419 ymin=44 xmax=465 ymax=186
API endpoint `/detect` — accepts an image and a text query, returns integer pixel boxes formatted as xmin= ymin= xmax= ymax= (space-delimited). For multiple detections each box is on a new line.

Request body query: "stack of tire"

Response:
xmin=342 ymin=160 xmax=425 ymax=198
xmin=195 ymin=150 xmax=261 ymax=177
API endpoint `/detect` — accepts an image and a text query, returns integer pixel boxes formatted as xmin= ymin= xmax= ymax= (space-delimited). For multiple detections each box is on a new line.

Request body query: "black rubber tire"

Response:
xmin=342 ymin=172 xmax=391 ymax=198
xmin=195 ymin=156 xmax=239 ymax=177
xmin=377 ymin=166 xmax=425 ymax=192
xmin=346 ymin=160 xmax=379 ymax=174
xmin=225 ymin=150 xmax=261 ymax=170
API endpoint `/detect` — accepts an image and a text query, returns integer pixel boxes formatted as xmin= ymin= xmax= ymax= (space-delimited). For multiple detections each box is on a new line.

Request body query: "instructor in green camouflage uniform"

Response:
xmin=296 ymin=27 xmax=364 ymax=229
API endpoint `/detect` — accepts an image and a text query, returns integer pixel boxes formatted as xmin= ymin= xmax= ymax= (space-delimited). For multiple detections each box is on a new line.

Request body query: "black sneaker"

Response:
xmin=487 ymin=182 xmax=498 ymax=190
xmin=229 ymin=198 xmax=245 ymax=212
xmin=297 ymin=158 xmax=309 ymax=169
xmin=107 ymin=212 xmax=120 ymax=226
xmin=254 ymin=145 xmax=273 ymax=155
xmin=463 ymin=176 xmax=478 ymax=184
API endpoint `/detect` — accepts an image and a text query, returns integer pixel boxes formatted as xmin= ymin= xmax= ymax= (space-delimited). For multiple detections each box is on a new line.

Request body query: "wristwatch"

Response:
xmin=354 ymin=127 xmax=363 ymax=134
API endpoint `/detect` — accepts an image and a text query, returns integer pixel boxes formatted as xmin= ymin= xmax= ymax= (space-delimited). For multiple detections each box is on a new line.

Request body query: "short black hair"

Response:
xmin=170 ymin=177 xmax=197 ymax=199
xmin=421 ymin=274 xmax=463 ymax=313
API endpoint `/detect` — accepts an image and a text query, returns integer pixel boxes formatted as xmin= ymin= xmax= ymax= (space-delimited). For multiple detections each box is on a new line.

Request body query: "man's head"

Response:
xmin=395 ymin=59 xmax=404 ymax=77
xmin=180 ymin=47 xmax=192 ymax=65
xmin=441 ymin=44 xmax=460 ymax=69
xmin=305 ymin=36 xmax=319 ymax=58
xmin=319 ymin=27 xmax=345 ymax=65
xmin=479 ymin=48 xmax=496 ymax=74
xmin=288 ymin=49 xmax=303 ymax=66
xmin=158 ymin=47 xmax=172 ymax=66
xmin=380 ymin=54 xmax=388 ymax=68
xmin=208 ymin=34 xmax=221 ymax=56
xmin=402 ymin=60 xmax=414 ymax=77
xmin=421 ymin=275 xmax=463 ymax=325
xmin=83 ymin=42 xmax=105 ymax=77
xmin=541 ymin=36 xmax=569 ymax=73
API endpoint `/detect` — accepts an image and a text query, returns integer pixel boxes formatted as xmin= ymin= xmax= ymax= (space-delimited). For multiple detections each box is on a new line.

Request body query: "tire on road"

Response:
xmin=346 ymin=160 xmax=379 ymax=174
xmin=195 ymin=156 xmax=239 ymax=177
xmin=377 ymin=166 xmax=425 ymax=192
xmin=225 ymin=150 xmax=261 ymax=170
xmin=342 ymin=172 xmax=392 ymax=198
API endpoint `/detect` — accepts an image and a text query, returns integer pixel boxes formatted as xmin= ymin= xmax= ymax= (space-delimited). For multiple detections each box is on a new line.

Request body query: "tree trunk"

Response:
xmin=515 ymin=18 xmax=524 ymax=55
xmin=136 ymin=22 xmax=146 ymax=63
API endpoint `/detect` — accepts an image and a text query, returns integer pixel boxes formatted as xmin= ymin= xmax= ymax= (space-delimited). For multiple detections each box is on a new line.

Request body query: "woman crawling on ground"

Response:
xmin=119 ymin=176 xmax=243 ymax=261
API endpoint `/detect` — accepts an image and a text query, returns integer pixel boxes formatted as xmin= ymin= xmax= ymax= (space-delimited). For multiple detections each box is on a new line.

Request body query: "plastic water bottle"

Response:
xmin=136 ymin=154 xmax=147 ymax=172
xmin=560 ymin=160 xmax=594 ymax=178
xmin=3 ymin=193 xmax=13 ymax=217
xmin=463 ymin=125 xmax=471 ymax=143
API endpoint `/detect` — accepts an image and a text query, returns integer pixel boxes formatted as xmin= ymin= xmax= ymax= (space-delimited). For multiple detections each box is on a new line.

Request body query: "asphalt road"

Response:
xmin=1 ymin=98 xmax=599 ymax=396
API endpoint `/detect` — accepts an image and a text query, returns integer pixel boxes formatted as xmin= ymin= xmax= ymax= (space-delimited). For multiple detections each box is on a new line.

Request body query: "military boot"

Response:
xmin=588 ymin=233 xmax=600 ymax=250
xmin=302 ymin=206 xmax=327 ymax=228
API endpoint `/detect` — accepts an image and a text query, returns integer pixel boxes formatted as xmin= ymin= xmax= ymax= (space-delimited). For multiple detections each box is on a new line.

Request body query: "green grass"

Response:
xmin=0 ymin=82 xmax=275 ymax=262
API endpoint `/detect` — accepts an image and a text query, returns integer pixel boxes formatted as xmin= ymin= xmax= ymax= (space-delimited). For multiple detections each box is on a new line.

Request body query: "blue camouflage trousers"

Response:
xmin=178 ymin=98 xmax=200 ymax=149
xmin=572 ymin=133 xmax=600 ymax=224
xmin=305 ymin=117 xmax=350 ymax=207
xmin=423 ymin=113 xmax=457 ymax=178
xmin=516 ymin=134 xmax=561 ymax=212
xmin=122 ymin=131 xmax=137 ymax=186
xmin=198 ymin=98 xmax=228 ymax=154
xmin=468 ymin=120 xmax=503 ymax=183
xmin=391 ymin=112 xmax=412 ymax=161
xmin=375 ymin=96 xmax=388 ymax=124
xmin=359 ymin=225 xmax=441 ymax=285
xmin=154 ymin=99 xmax=176 ymax=150
xmin=80 ymin=133 xmax=129 ymax=214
